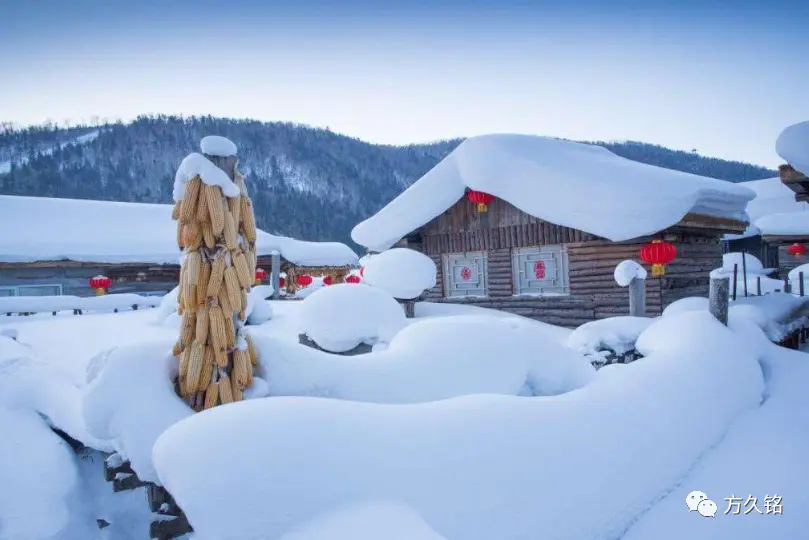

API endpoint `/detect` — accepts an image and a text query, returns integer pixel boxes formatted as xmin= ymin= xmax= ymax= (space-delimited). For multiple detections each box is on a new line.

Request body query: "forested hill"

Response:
xmin=0 ymin=116 xmax=776 ymax=248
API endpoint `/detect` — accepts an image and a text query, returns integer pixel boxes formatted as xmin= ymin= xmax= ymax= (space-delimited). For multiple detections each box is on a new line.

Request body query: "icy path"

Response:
xmin=621 ymin=343 xmax=809 ymax=540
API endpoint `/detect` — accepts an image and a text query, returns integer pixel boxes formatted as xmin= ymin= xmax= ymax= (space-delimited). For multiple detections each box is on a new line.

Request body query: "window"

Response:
xmin=443 ymin=251 xmax=488 ymax=298
xmin=15 ymin=284 xmax=63 ymax=297
xmin=0 ymin=287 xmax=15 ymax=297
xmin=512 ymin=245 xmax=569 ymax=296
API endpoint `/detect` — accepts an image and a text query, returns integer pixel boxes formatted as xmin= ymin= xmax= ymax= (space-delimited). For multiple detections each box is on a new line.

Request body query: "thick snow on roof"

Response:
xmin=776 ymin=120 xmax=809 ymax=175
xmin=0 ymin=195 xmax=358 ymax=266
xmin=755 ymin=211 xmax=809 ymax=237
xmin=723 ymin=177 xmax=809 ymax=240
xmin=352 ymin=135 xmax=755 ymax=251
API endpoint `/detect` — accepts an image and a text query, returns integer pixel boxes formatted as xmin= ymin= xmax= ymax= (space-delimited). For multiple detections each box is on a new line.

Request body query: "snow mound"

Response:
xmin=299 ymin=284 xmax=406 ymax=352
xmin=714 ymin=252 xmax=771 ymax=276
xmin=0 ymin=293 xmax=161 ymax=315
xmin=662 ymin=297 xmax=708 ymax=316
xmin=776 ymin=120 xmax=809 ymax=175
xmin=0 ymin=408 xmax=78 ymax=540
xmin=82 ymin=339 xmax=192 ymax=483
xmin=363 ymin=248 xmax=437 ymax=299
xmin=614 ymin=260 xmax=647 ymax=287
xmin=173 ymin=153 xmax=241 ymax=202
xmin=787 ymin=263 xmax=809 ymax=288
xmin=277 ymin=501 xmax=447 ymax=540
xmin=352 ymin=134 xmax=755 ymax=251
xmin=153 ymin=311 xmax=762 ymax=540
xmin=154 ymin=286 xmax=179 ymax=324
xmin=200 ymin=135 xmax=237 ymax=157
xmin=253 ymin=315 xmax=594 ymax=402
xmin=246 ymin=288 xmax=274 ymax=326
xmin=566 ymin=316 xmax=655 ymax=360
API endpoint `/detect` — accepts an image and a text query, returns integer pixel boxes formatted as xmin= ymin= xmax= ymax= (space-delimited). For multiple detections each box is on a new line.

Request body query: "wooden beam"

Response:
xmin=762 ymin=234 xmax=809 ymax=243
xmin=674 ymin=213 xmax=747 ymax=233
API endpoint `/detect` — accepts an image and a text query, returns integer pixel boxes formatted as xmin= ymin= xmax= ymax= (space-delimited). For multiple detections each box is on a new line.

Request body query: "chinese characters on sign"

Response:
xmin=686 ymin=491 xmax=783 ymax=518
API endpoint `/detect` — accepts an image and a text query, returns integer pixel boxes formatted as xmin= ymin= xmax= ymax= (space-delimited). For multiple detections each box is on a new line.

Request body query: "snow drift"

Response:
xmin=363 ymin=248 xmax=437 ymax=299
xmin=153 ymin=311 xmax=763 ymax=540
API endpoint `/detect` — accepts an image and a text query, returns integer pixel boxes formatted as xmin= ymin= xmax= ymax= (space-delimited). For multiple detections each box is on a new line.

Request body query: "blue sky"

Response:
xmin=1 ymin=0 xmax=807 ymax=167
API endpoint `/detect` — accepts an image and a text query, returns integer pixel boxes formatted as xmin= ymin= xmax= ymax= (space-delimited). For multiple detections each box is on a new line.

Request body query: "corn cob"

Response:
xmin=208 ymin=306 xmax=229 ymax=355
xmin=196 ymin=184 xmax=210 ymax=223
xmin=231 ymin=250 xmax=252 ymax=289
xmin=228 ymin=195 xmax=242 ymax=227
xmin=245 ymin=333 xmax=258 ymax=365
xmin=185 ymin=251 xmax=201 ymax=285
xmin=223 ymin=311 xmax=236 ymax=348
xmin=178 ymin=346 xmax=192 ymax=396
xmin=185 ymin=340 xmax=205 ymax=394
xmin=204 ymin=185 xmax=225 ymax=236
xmin=183 ymin=222 xmax=203 ymax=251
xmin=207 ymin=256 xmax=226 ymax=297
xmin=223 ymin=210 xmax=239 ymax=250
xmin=199 ymin=346 xmax=215 ymax=388
xmin=218 ymin=373 xmax=234 ymax=404
xmin=242 ymin=199 xmax=257 ymax=243
xmin=180 ymin=176 xmax=201 ymax=223
xmin=247 ymin=248 xmax=257 ymax=279
xmin=172 ymin=339 xmax=184 ymax=357
xmin=171 ymin=199 xmax=182 ymax=220
xmin=217 ymin=283 xmax=234 ymax=315
xmin=180 ymin=311 xmax=196 ymax=347
xmin=196 ymin=261 xmax=211 ymax=306
xmin=184 ymin=284 xmax=197 ymax=312
xmin=231 ymin=378 xmax=244 ymax=402
xmin=195 ymin=306 xmax=209 ymax=343
xmin=192 ymin=391 xmax=205 ymax=412
xmin=232 ymin=349 xmax=253 ymax=387
xmin=176 ymin=220 xmax=185 ymax=249
xmin=201 ymin=220 xmax=216 ymax=249
xmin=223 ymin=267 xmax=242 ymax=312
xmin=203 ymin=381 xmax=219 ymax=409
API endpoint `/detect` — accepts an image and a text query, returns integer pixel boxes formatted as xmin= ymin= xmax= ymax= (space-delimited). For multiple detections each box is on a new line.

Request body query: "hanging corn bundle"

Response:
xmin=171 ymin=141 xmax=260 ymax=412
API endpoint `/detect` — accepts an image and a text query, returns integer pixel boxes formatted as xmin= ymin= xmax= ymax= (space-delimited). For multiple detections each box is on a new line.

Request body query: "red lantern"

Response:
xmin=255 ymin=268 xmax=268 ymax=285
xmin=345 ymin=274 xmax=361 ymax=284
xmin=787 ymin=243 xmax=807 ymax=257
xmin=297 ymin=274 xmax=313 ymax=287
xmin=466 ymin=190 xmax=494 ymax=213
xmin=279 ymin=276 xmax=286 ymax=288
xmin=89 ymin=275 xmax=111 ymax=295
xmin=322 ymin=275 xmax=333 ymax=286
xmin=639 ymin=239 xmax=677 ymax=277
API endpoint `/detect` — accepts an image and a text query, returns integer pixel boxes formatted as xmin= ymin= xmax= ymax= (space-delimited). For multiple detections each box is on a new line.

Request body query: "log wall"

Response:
xmin=776 ymin=244 xmax=809 ymax=278
xmin=409 ymin=197 xmax=732 ymax=327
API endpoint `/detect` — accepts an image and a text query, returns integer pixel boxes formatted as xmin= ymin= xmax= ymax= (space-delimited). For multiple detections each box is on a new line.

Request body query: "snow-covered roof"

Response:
xmin=755 ymin=211 xmax=809 ymax=237
xmin=352 ymin=135 xmax=754 ymax=251
xmin=776 ymin=120 xmax=809 ymax=175
xmin=723 ymin=177 xmax=809 ymax=240
xmin=0 ymin=195 xmax=358 ymax=266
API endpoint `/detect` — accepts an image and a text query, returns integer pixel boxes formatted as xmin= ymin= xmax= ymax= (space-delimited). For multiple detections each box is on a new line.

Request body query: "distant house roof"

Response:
xmin=351 ymin=134 xmax=755 ymax=252
xmin=0 ymin=195 xmax=358 ymax=267
xmin=723 ymin=177 xmax=809 ymax=240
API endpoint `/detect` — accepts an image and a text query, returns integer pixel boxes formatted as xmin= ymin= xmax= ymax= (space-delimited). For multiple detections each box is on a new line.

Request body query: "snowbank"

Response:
xmin=352 ymin=134 xmax=755 ymax=251
xmin=173 ymin=152 xmax=240 ymax=201
xmin=755 ymin=211 xmax=809 ymax=236
xmin=0 ymin=408 xmax=78 ymax=540
xmin=776 ymin=120 xmax=809 ymax=175
xmin=82 ymin=339 xmax=192 ymax=483
xmin=154 ymin=286 xmax=180 ymax=324
xmin=200 ymin=135 xmax=237 ymax=157
xmin=363 ymin=248 xmax=437 ymax=299
xmin=299 ymin=284 xmax=406 ymax=352
xmin=566 ymin=317 xmax=655 ymax=361
xmin=246 ymin=287 xmax=274 ymax=325
xmin=277 ymin=502 xmax=447 ymax=540
xmin=787 ymin=263 xmax=809 ymax=291
xmin=613 ymin=260 xmax=647 ymax=287
xmin=254 ymin=315 xmax=594 ymax=402
xmin=154 ymin=311 xmax=762 ymax=540
xmin=0 ymin=293 xmax=162 ymax=315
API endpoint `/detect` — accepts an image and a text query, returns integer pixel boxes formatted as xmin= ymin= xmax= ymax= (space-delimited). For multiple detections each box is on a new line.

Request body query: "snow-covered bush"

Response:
xmin=298 ymin=283 xmax=406 ymax=352
xmin=254 ymin=314 xmax=594 ymax=402
xmin=152 ymin=311 xmax=763 ymax=540
xmin=566 ymin=316 xmax=655 ymax=364
xmin=363 ymin=248 xmax=436 ymax=299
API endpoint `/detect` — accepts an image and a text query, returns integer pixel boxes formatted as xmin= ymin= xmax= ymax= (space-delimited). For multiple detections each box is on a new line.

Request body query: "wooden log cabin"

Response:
xmin=352 ymin=134 xmax=755 ymax=328
xmin=0 ymin=195 xmax=358 ymax=298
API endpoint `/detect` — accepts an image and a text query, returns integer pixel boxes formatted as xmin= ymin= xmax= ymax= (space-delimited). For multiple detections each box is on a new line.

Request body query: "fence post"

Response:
xmin=709 ymin=277 xmax=729 ymax=326
xmin=732 ymin=264 xmax=738 ymax=301
xmin=629 ymin=277 xmax=647 ymax=317
xmin=801 ymin=272 xmax=805 ymax=297
xmin=756 ymin=276 xmax=762 ymax=296
xmin=271 ymin=251 xmax=281 ymax=299
xmin=741 ymin=252 xmax=748 ymax=297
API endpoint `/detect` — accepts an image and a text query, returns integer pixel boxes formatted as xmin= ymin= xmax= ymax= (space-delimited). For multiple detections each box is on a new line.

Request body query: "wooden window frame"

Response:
xmin=511 ymin=245 xmax=570 ymax=297
xmin=442 ymin=250 xmax=489 ymax=298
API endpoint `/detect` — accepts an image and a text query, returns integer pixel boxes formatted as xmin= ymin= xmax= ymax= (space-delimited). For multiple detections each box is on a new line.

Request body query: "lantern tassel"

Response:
xmin=651 ymin=264 xmax=666 ymax=277
xmin=477 ymin=202 xmax=488 ymax=213
xmin=95 ymin=287 xmax=105 ymax=296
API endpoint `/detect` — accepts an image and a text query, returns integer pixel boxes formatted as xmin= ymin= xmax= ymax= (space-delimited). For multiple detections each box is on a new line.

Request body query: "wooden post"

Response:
xmin=801 ymin=272 xmax=805 ymax=297
xmin=741 ymin=252 xmax=748 ymax=297
xmin=709 ymin=277 xmax=729 ymax=326
xmin=732 ymin=264 xmax=738 ymax=301
xmin=756 ymin=276 xmax=762 ymax=296
xmin=628 ymin=277 xmax=646 ymax=317
xmin=271 ymin=251 xmax=281 ymax=299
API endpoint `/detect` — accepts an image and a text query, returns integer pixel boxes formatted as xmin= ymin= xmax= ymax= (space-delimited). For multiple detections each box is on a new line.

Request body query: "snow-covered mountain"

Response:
xmin=0 ymin=115 xmax=775 ymax=248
